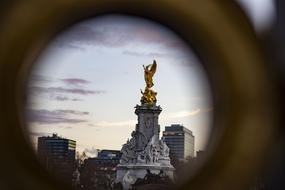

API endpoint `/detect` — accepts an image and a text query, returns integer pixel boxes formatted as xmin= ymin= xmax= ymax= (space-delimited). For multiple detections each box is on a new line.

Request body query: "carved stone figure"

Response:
xmin=159 ymin=138 xmax=170 ymax=158
xmin=129 ymin=131 xmax=137 ymax=149
xmin=152 ymin=145 xmax=159 ymax=163
xmin=163 ymin=142 xmax=169 ymax=157
xmin=120 ymin=136 xmax=137 ymax=164
xmin=137 ymin=152 xmax=146 ymax=163
xmin=145 ymin=143 xmax=153 ymax=164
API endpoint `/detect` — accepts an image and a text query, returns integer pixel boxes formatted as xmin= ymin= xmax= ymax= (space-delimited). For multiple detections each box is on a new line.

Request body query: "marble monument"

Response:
xmin=115 ymin=60 xmax=174 ymax=189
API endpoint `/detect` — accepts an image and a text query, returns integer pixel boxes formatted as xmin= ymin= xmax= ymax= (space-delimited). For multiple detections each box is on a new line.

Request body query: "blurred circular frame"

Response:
xmin=0 ymin=0 xmax=279 ymax=190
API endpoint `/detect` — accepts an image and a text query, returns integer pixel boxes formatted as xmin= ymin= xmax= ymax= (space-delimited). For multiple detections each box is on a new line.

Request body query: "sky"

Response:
xmin=25 ymin=0 xmax=277 ymax=157
xmin=25 ymin=15 xmax=214 ymax=157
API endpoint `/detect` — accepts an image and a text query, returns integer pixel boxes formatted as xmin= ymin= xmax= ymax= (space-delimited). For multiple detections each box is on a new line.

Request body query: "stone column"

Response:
xmin=116 ymin=103 xmax=174 ymax=189
xmin=135 ymin=104 xmax=162 ymax=143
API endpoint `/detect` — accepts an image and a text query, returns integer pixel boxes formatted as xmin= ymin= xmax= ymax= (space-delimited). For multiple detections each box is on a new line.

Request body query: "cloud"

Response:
xmin=29 ymin=131 xmax=51 ymax=137
xmin=29 ymin=74 xmax=54 ymax=84
xmin=200 ymin=107 xmax=213 ymax=113
xmin=56 ymin=110 xmax=89 ymax=115
xmin=83 ymin=147 xmax=99 ymax=157
xmin=61 ymin=78 xmax=90 ymax=86
xmin=49 ymin=87 xmax=105 ymax=95
xmin=26 ymin=109 xmax=89 ymax=124
xmin=171 ymin=109 xmax=201 ymax=118
xmin=93 ymin=108 xmax=213 ymax=128
xmin=54 ymin=16 xmax=190 ymax=53
xmin=53 ymin=95 xmax=69 ymax=101
xmin=95 ymin=120 xmax=136 ymax=127
xmin=71 ymin=98 xmax=82 ymax=101
xmin=162 ymin=107 xmax=213 ymax=120
xmin=54 ymin=24 xmax=130 ymax=49
xmin=52 ymin=95 xmax=82 ymax=102
xmin=28 ymin=76 xmax=102 ymax=103
xmin=55 ymin=42 xmax=85 ymax=51
xmin=122 ymin=50 xmax=168 ymax=58
xmin=30 ymin=86 xmax=106 ymax=96
xmin=88 ymin=107 xmax=213 ymax=134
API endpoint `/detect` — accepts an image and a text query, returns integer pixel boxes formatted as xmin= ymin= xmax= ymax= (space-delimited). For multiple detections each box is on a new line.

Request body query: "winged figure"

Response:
xmin=143 ymin=60 xmax=157 ymax=89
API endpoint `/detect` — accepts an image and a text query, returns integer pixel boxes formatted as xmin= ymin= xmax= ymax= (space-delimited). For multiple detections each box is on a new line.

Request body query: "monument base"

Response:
xmin=116 ymin=164 xmax=175 ymax=189
xmin=116 ymin=102 xmax=174 ymax=189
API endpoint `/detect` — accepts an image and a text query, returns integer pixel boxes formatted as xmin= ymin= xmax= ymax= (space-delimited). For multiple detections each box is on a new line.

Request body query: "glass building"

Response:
xmin=162 ymin=124 xmax=195 ymax=161
xmin=37 ymin=133 xmax=76 ymax=183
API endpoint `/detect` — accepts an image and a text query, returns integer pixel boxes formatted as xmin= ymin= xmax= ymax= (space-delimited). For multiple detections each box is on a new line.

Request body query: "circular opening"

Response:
xmin=24 ymin=14 xmax=213 ymax=189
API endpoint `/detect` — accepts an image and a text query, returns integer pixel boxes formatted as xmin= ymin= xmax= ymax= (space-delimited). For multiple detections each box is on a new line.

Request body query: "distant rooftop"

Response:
xmin=38 ymin=133 xmax=76 ymax=142
xmin=164 ymin=124 xmax=193 ymax=135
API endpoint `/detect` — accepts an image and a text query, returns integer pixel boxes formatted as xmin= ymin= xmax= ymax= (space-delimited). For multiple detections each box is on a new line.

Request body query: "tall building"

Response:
xmin=163 ymin=124 xmax=195 ymax=161
xmin=37 ymin=133 xmax=76 ymax=183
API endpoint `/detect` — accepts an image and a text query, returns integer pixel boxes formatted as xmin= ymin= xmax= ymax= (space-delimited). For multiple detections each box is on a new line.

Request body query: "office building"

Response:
xmin=163 ymin=124 xmax=195 ymax=161
xmin=37 ymin=133 xmax=76 ymax=183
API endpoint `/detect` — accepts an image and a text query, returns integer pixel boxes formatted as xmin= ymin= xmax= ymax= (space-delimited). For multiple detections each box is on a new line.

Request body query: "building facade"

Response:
xmin=37 ymin=133 xmax=76 ymax=183
xmin=79 ymin=149 xmax=121 ymax=189
xmin=163 ymin=124 xmax=195 ymax=161
xmin=97 ymin=149 xmax=121 ymax=160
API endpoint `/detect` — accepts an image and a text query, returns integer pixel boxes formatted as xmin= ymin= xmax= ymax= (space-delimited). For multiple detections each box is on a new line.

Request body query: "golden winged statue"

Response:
xmin=141 ymin=60 xmax=157 ymax=105
xmin=143 ymin=60 xmax=157 ymax=88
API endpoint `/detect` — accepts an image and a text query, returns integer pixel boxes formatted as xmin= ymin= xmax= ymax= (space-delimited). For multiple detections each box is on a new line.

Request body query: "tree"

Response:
xmin=76 ymin=151 xmax=88 ymax=167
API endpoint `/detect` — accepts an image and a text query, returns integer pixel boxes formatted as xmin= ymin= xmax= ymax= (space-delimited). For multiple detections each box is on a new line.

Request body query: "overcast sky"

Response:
xmin=26 ymin=15 xmax=213 ymax=156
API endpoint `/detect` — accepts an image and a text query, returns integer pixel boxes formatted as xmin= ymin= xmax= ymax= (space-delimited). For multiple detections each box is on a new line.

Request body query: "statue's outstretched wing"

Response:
xmin=150 ymin=60 xmax=157 ymax=76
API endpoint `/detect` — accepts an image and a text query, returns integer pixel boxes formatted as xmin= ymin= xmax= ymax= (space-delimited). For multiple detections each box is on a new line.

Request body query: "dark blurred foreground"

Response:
xmin=0 ymin=0 xmax=285 ymax=189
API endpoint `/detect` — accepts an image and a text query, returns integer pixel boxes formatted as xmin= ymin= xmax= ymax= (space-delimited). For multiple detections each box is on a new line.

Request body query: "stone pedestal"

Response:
xmin=116 ymin=104 xmax=174 ymax=189
xmin=116 ymin=164 xmax=174 ymax=190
